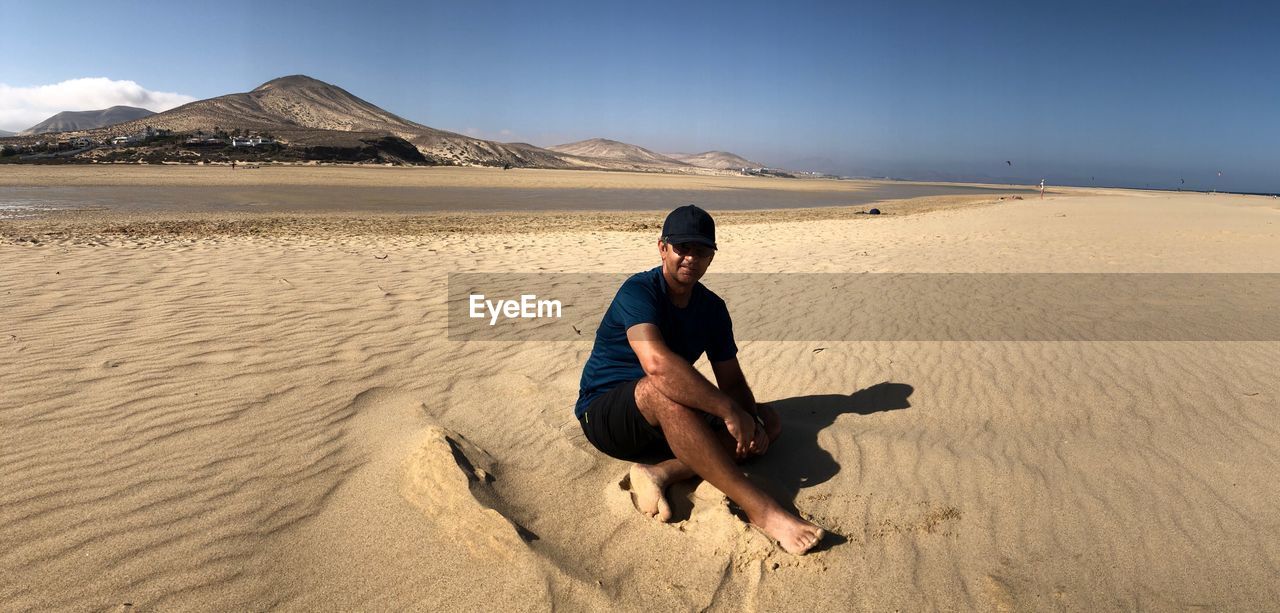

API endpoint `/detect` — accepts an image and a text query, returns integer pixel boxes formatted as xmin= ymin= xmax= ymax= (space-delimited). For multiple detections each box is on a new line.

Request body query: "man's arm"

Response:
xmin=626 ymin=323 xmax=737 ymax=419
xmin=713 ymin=357 xmax=777 ymax=455
xmin=711 ymin=357 xmax=758 ymax=417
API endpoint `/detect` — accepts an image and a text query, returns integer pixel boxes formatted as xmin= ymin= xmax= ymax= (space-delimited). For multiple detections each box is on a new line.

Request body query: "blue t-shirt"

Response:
xmin=575 ymin=266 xmax=738 ymax=417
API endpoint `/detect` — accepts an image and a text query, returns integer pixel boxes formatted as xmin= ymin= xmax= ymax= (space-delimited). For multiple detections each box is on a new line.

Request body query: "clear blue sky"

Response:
xmin=3 ymin=0 xmax=1278 ymax=192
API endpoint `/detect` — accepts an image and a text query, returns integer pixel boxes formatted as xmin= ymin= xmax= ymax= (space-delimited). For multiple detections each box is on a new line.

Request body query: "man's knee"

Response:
xmin=634 ymin=377 xmax=694 ymax=426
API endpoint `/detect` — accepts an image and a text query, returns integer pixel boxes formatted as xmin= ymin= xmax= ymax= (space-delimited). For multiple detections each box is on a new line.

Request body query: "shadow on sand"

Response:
xmin=755 ymin=381 xmax=914 ymax=495
xmin=666 ymin=381 xmax=914 ymax=549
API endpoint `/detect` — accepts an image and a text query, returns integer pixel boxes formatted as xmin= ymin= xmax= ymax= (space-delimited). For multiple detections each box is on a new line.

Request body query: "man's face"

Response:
xmin=659 ymin=239 xmax=715 ymax=286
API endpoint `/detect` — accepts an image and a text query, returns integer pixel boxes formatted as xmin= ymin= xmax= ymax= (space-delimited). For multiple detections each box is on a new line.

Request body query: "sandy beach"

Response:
xmin=2 ymin=169 xmax=1279 ymax=610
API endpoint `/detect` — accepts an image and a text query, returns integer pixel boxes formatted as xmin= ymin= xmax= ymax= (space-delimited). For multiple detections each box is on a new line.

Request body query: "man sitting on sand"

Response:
xmin=576 ymin=204 xmax=825 ymax=555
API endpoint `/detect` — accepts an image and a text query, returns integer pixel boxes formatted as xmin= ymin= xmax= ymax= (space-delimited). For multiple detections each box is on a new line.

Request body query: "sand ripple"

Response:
xmin=3 ymin=190 xmax=1280 ymax=609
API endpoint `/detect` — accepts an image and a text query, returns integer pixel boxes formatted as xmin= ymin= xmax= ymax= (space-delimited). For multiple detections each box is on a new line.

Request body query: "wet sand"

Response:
xmin=0 ymin=165 xmax=1034 ymax=216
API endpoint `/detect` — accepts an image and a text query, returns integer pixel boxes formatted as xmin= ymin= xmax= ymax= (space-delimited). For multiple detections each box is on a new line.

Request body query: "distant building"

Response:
xmin=110 ymin=128 xmax=166 ymax=146
xmin=231 ymin=135 xmax=275 ymax=147
xmin=185 ymin=136 xmax=227 ymax=146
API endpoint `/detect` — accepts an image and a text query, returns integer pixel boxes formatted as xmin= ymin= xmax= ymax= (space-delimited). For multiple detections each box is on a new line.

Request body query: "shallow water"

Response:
xmin=0 ymin=201 xmax=56 ymax=219
xmin=0 ymin=182 xmax=1033 ymax=215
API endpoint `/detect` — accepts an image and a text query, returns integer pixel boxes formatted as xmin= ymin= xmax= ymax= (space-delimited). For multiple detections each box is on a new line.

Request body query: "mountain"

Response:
xmin=20 ymin=106 xmax=155 ymax=136
xmin=64 ymin=75 xmax=575 ymax=167
xmin=118 ymin=74 xmax=431 ymax=138
xmin=0 ymin=129 xmax=15 ymax=137
xmin=667 ymin=150 xmax=763 ymax=170
xmin=548 ymin=138 xmax=691 ymax=168
xmin=33 ymin=75 xmax=751 ymax=173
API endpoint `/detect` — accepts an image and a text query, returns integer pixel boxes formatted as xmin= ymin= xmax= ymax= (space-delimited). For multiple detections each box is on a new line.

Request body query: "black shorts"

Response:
xmin=578 ymin=379 xmax=721 ymax=463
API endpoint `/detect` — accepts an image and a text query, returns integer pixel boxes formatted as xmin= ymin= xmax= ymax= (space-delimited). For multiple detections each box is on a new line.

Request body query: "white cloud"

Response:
xmin=0 ymin=77 xmax=197 ymax=132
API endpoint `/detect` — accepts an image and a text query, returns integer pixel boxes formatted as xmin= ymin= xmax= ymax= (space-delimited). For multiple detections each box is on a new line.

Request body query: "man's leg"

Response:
xmin=629 ymin=377 xmax=823 ymax=554
xmin=627 ymin=427 xmax=737 ymax=522
xmin=630 ymin=403 xmax=782 ymax=521
xmin=630 ymin=399 xmax=783 ymax=520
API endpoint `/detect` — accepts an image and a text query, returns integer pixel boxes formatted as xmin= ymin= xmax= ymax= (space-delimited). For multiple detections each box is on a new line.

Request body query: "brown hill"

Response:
xmin=20 ymin=106 xmax=156 ymax=136
xmin=32 ymin=76 xmax=750 ymax=173
xmin=548 ymin=138 xmax=692 ymax=169
xmin=62 ymin=75 xmax=574 ymax=167
xmin=667 ymin=150 xmax=763 ymax=170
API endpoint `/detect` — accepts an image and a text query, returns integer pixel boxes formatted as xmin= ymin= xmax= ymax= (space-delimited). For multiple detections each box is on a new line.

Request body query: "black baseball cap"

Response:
xmin=661 ymin=204 xmax=717 ymax=250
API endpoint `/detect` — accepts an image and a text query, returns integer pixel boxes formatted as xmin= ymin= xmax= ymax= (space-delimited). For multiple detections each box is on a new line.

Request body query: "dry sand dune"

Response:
xmin=2 ymin=185 xmax=1280 ymax=610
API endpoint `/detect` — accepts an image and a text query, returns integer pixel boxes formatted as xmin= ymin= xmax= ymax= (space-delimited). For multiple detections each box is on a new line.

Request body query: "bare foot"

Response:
xmin=752 ymin=506 xmax=825 ymax=554
xmin=628 ymin=464 xmax=673 ymax=522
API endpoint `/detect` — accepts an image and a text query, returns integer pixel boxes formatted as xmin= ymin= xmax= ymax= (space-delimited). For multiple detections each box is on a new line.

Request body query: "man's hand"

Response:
xmin=723 ymin=407 xmax=756 ymax=460
xmin=747 ymin=414 xmax=770 ymax=455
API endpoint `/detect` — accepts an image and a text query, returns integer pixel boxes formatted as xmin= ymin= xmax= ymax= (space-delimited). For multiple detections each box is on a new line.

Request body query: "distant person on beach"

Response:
xmin=575 ymin=205 xmax=825 ymax=555
xmin=1039 ymin=178 xmax=1045 ymax=199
